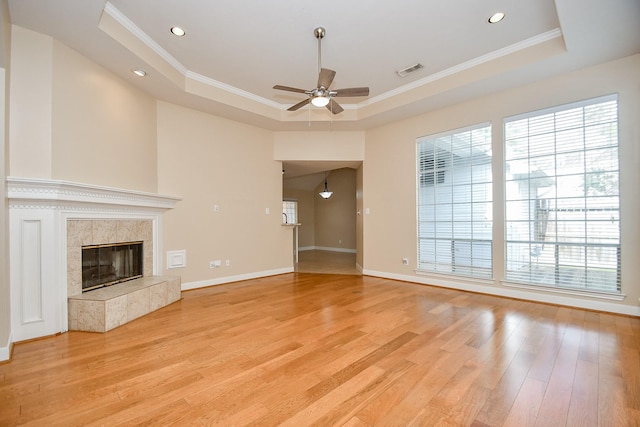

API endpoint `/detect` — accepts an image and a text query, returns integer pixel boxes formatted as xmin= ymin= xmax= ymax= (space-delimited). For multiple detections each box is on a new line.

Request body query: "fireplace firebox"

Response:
xmin=82 ymin=241 xmax=143 ymax=292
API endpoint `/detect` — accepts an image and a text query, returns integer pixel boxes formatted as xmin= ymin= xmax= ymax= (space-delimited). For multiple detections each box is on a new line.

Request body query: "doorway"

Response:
xmin=282 ymin=163 xmax=361 ymax=275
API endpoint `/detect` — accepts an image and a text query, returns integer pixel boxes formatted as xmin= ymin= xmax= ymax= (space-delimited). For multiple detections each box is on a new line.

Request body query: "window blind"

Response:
xmin=504 ymin=95 xmax=620 ymax=292
xmin=417 ymin=123 xmax=493 ymax=278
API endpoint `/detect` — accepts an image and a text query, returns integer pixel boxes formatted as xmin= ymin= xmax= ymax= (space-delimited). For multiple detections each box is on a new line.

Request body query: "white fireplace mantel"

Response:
xmin=8 ymin=177 xmax=181 ymax=210
xmin=7 ymin=177 xmax=181 ymax=344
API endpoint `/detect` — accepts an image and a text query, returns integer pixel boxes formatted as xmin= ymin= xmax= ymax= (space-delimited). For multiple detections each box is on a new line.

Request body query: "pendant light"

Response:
xmin=319 ymin=172 xmax=333 ymax=199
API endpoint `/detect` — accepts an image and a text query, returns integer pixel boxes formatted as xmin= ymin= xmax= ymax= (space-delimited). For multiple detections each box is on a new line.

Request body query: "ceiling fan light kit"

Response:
xmin=311 ymin=96 xmax=330 ymax=107
xmin=273 ymin=27 xmax=369 ymax=114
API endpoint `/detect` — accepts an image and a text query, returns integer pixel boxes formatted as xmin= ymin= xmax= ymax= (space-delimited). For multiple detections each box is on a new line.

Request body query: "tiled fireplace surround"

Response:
xmin=66 ymin=219 xmax=181 ymax=332
xmin=67 ymin=219 xmax=155 ymax=296
xmin=8 ymin=178 xmax=181 ymax=342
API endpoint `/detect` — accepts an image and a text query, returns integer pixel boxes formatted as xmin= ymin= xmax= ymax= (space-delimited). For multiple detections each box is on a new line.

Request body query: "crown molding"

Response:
xmin=365 ymin=28 xmax=564 ymax=105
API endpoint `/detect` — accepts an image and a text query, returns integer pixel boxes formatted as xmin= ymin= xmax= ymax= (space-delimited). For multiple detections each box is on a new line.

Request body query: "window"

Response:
xmin=504 ymin=95 xmax=620 ymax=293
xmin=417 ymin=123 xmax=493 ymax=278
xmin=282 ymin=200 xmax=297 ymax=224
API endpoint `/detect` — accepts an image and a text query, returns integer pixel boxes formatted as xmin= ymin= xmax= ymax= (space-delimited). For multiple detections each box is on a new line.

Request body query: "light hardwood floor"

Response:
xmin=295 ymin=250 xmax=360 ymax=275
xmin=1 ymin=273 xmax=639 ymax=426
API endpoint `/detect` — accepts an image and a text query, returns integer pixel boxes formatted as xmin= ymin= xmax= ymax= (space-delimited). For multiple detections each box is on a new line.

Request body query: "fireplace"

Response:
xmin=82 ymin=241 xmax=143 ymax=292
xmin=7 ymin=177 xmax=181 ymax=343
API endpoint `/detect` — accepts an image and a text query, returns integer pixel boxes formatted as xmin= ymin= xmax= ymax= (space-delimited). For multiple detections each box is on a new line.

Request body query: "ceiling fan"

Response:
xmin=273 ymin=27 xmax=369 ymax=114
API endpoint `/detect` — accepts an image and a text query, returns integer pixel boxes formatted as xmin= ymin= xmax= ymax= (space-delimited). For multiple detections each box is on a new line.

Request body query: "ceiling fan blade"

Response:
xmin=287 ymin=97 xmax=312 ymax=111
xmin=332 ymin=87 xmax=370 ymax=97
xmin=326 ymin=98 xmax=344 ymax=114
xmin=273 ymin=85 xmax=308 ymax=94
xmin=317 ymin=68 xmax=336 ymax=89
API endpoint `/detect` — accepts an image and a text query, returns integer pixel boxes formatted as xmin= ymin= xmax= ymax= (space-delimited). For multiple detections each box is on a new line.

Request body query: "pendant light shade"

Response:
xmin=319 ymin=172 xmax=333 ymax=199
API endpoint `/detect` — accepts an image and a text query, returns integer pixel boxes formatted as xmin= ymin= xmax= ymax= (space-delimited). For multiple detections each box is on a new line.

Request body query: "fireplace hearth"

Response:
xmin=82 ymin=241 xmax=143 ymax=292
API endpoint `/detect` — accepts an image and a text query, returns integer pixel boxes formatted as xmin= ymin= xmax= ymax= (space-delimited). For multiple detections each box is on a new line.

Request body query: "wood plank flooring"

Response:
xmin=295 ymin=250 xmax=360 ymax=275
xmin=1 ymin=273 xmax=639 ymax=426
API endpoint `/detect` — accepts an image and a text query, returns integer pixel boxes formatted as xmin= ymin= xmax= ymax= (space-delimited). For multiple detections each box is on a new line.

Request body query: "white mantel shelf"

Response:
xmin=7 ymin=177 xmax=181 ymax=210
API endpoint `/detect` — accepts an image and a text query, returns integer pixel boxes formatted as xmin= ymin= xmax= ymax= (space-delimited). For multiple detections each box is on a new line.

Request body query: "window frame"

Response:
xmin=416 ymin=122 xmax=493 ymax=280
xmin=503 ymin=94 xmax=621 ymax=294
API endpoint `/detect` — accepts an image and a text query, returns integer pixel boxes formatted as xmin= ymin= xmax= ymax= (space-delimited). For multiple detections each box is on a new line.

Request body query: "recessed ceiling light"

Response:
xmin=170 ymin=26 xmax=186 ymax=37
xmin=131 ymin=68 xmax=147 ymax=77
xmin=488 ymin=12 xmax=505 ymax=24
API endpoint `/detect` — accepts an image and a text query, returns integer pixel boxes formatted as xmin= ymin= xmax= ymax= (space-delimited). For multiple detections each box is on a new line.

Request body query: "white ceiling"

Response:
xmin=6 ymin=0 xmax=640 ymax=185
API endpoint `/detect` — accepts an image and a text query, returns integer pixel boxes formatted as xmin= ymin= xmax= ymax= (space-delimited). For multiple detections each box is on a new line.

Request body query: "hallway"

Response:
xmin=295 ymin=250 xmax=360 ymax=275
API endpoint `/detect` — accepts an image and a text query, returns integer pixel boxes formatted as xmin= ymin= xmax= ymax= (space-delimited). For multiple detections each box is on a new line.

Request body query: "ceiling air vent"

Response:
xmin=396 ymin=63 xmax=424 ymax=77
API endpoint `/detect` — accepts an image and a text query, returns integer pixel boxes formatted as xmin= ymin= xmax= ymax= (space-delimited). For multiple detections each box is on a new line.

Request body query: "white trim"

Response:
xmin=363 ymin=269 xmax=640 ymax=317
xmin=186 ymin=71 xmax=283 ymax=109
xmin=103 ymin=2 xmax=282 ymax=110
xmin=0 ymin=332 xmax=12 ymax=362
xmin=181 ymin=268 xmax=294 ymax=291
xmin=501 ymin=280 xmax=626 ymax=301
xmin=7 ymin=177 xmax=181 ymax=210
xmin=298 ymin=246 xmax=357 ymax=253
xmin=103 ymin=2 xmax=187 ymax=75
xmin=415 ymin=268 xmax=495 ymax=286
xmin=103 ymin=3 xmax=561 ymax=114
xmin=366 ymin=28 xmax=563 ymax=105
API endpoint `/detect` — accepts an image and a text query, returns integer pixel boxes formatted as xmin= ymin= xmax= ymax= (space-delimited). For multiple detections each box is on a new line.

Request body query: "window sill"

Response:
xmin=501 ymin=280 xmax=626 ymax=301
xmin=415 ymin=269 xmax=494 ymax=286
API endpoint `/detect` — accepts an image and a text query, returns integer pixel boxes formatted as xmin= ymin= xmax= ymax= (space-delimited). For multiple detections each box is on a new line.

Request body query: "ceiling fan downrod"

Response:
xmin=314 ymin=27 xmax=325 ymax=75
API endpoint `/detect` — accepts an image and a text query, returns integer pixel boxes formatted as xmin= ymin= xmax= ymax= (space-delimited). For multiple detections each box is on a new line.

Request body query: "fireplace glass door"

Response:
xmin=82 ymin=241 xmax=143 ymax=292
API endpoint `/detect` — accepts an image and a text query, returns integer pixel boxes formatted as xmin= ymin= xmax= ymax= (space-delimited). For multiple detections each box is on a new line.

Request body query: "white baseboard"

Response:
xmin=299 ymin=246 xmax=356 ymax=254
xmin=0 ymin=331 xmax=13 ymax=362
xmin=363 ymin=269 xmax=640 ymax=317
xmin=181 ymin=267 xmax=294 ymax=291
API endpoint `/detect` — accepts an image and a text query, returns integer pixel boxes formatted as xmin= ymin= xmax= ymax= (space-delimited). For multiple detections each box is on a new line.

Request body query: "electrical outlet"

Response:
xmin=225 ymin=259 xmax=230 ymax=267
xmin=265 ymin=207 xmax=270 ymax=214
xmin=402 ymin=257 xmax=409 ymax=265
xmin=214 ymin=259 xmax=222 ymax=267
xmin=209 ymin=261 xmax=216 ymax=269
xmin=213 ymin=204 xmax=220 ymax=212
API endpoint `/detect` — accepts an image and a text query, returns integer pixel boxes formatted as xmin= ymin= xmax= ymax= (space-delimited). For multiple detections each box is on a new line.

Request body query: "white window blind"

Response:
xmin=504 ymin=95 xmax=620 ymax=292
xmin=282 ymin=200 xmax=297 ymax=224
xmin=417 ymin=123 xmax=493 ymax=278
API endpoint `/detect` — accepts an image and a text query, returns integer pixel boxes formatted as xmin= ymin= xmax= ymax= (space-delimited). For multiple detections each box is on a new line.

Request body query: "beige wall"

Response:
xmin=274 ymin=131 xmax=364 ymax=161
xmin=284 ymin=169 xmax=357 ymax=252
xmin=51 ymin=41 xmax=157 ymax=192
xmin=8 ymin=25 xmax=52 ymax=178
xmin=363 ymin=54 xmax=640 ymax=311
xmin=9 ymin=26 xmax=158 ymax=192
xmin=157 ymin=101 xmax=291 ymax=284
xmin=314 ymin=168 xmax=356 ymax=251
